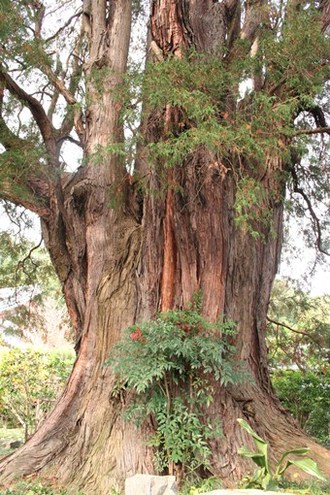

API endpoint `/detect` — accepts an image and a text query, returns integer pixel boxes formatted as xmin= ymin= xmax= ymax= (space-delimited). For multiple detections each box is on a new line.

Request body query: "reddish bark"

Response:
xmin=0 ymin=0 xmax=329 ymax=493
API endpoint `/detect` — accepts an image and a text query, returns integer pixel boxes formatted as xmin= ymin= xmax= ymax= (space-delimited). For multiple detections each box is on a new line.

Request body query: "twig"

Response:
xmin=45 ymin=11 xmax=82 ymax=43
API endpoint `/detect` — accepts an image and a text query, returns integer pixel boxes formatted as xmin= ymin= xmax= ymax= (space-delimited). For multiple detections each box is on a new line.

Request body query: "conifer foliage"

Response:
xmin=0 ymin=1 xmax=329 ymax=493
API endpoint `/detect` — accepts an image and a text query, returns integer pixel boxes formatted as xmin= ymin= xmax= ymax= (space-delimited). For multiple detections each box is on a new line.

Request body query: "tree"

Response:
xmin=0 ymin=231 xmax=70 ymax=346
xmin=272 ymin=369 xmax=330 ymax=446
xmin=0 ymin=348 xmax=74 ymax=441
xmin=267 ymin=279 xmax=330 ymax=371
xmin=0 ymin=0 xmax=329 ymax=493
xmin=267 ymin=280 xmax=330 ymax=446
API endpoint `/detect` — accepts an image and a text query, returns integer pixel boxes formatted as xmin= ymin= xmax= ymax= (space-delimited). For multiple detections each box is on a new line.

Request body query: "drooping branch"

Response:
xmin=16 ymin=237 xmax=43 ymax=277
xmin=290 ymin=165 xmax=329 ymax=257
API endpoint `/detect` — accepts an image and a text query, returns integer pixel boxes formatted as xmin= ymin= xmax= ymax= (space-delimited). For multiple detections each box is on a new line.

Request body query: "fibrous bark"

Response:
xmin=0 ymin=0 xmax=329 ymax=493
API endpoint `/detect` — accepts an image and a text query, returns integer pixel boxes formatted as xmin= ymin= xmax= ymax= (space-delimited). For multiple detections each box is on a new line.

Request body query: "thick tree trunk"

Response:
xmin=0 ymin=1 xmax=329 ymax=494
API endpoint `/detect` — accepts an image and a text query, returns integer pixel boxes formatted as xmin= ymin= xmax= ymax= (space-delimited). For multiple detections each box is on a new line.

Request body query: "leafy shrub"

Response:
xmin=237 ymin=418 xmax=327 ymax=491
xmin=272 ymin=369 xmax=330 ymax=446
xmin=107 ymin=299 xmax=244 ymax=476
xmin=0 ymin=348 xmax=74 ymax=439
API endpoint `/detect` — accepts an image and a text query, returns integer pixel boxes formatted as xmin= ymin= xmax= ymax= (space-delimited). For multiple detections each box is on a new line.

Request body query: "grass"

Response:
xmin=0 ymin=481 xmax=70 ymax=494
xmin=279 ymin=479 xmax=330 ymax=495
xmin=0 ymin=475 xmax=328 ymax=495
xmin=0 ymin=428 xmax=24 ymax=458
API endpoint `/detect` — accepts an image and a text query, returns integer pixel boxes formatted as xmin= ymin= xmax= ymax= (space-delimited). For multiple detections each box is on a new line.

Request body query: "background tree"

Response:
xmin=267 ymin=279 xmax=330 ymax=447
xmin=0 ymin=231 xmax=70 ymax=346
xmin=0 ymin=0 xmax=329 ymax=493
xmin=272 ymin=369 xmax=330 ymax=447
xmin=267 ymin=279 xmax=330 ymax=372
xmin=0 ymin=348 xmax=74 ymax=442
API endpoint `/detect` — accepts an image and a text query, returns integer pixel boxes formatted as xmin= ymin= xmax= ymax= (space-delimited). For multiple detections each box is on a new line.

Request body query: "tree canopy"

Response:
xmin=0 ymin=0 xmax=329 ymax=493
xmin=0 ymin=1 xmax=329 ymax=244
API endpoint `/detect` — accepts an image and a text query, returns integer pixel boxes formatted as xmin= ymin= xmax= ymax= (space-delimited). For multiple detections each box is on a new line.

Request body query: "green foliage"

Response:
xmin=144 ymin=56 xmax=293 ymax=168
xmin=237 ymin=418 xmax=327 ymax=490
xmin=262 ymin=8 xmax=330 ymax=99
xmin=272 ymin=370 xmax=330 ymax=446
xmin=0 ymin=348 xmax=74 ymax=439
xmin=279 ymin=479 xmax=330 ymax=495
xmin=267 ymin=280 xmax=330 ymax=372
xmin=0 ymin=232 xmax=54 ymax=291
xmin=0 ymin=1 xmax=51 ymax=68
xmin=234 ymin=177 xmax=275 ymax=238
xmin=107 ymin=299 xmax=243 ymax=474
xmin=0 ymin=427 xmax=24 ymax=457
xmin=179 ymin=476 xmax=222 ymax=495
xmin=138 ymin=6 xmax=329 ymax=239
xmin=0 ymin=231 xmax=70 ymax=344
xmin=0 ymin=481 xmax=81 ymax=495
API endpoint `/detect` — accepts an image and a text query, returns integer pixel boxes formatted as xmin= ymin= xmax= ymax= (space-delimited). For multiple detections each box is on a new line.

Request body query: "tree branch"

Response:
xmin=57 ymin=135 xmax=83 ymax=149
xmin=0 ymin=68 xmax=57 ymax=162
xmin=41 ymin=64 xmax=76 ymax=106
xmin=55 ymin=38 xmax=85 ymax=147
xmin=266 ymin=316 xmax=322 ymax=348
xmin=293 ymin=126 xmax=330 ymax=136
xmin=45 ymin=10 xmax=82 ymax=43
xmin=17 ymin=238 xmax=43 ymax=275
xmin=290 ymin=165 xmax=329 ymax=257
xmin=320 ymin=0 xmax=330 ymax=33
xmin=0 ymin=175 xmax=49 ymax=218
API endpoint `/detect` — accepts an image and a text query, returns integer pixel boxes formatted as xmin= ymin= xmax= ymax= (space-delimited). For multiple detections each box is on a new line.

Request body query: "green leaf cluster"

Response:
xmin=0 ymin=348 xmax=74 ymax=439
xmin=179 ymin=475 xmax=222 ymax=495
xmin=0 ymin=1 xmax=51 ymax=68
xmin=237 ymin=418 xmax=327 ymax=490
xmin=0 ymin=232 xmax=70 ymax=343
xmin=272 ymin=369 xmax=330 ymax=446
xmin=107 ymin=300 xmax=243 ymax=473
xmin=261 ymin=8 xmax=330 ymax=98
xmin=143 ymin=57 xmax=295 ymax=169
